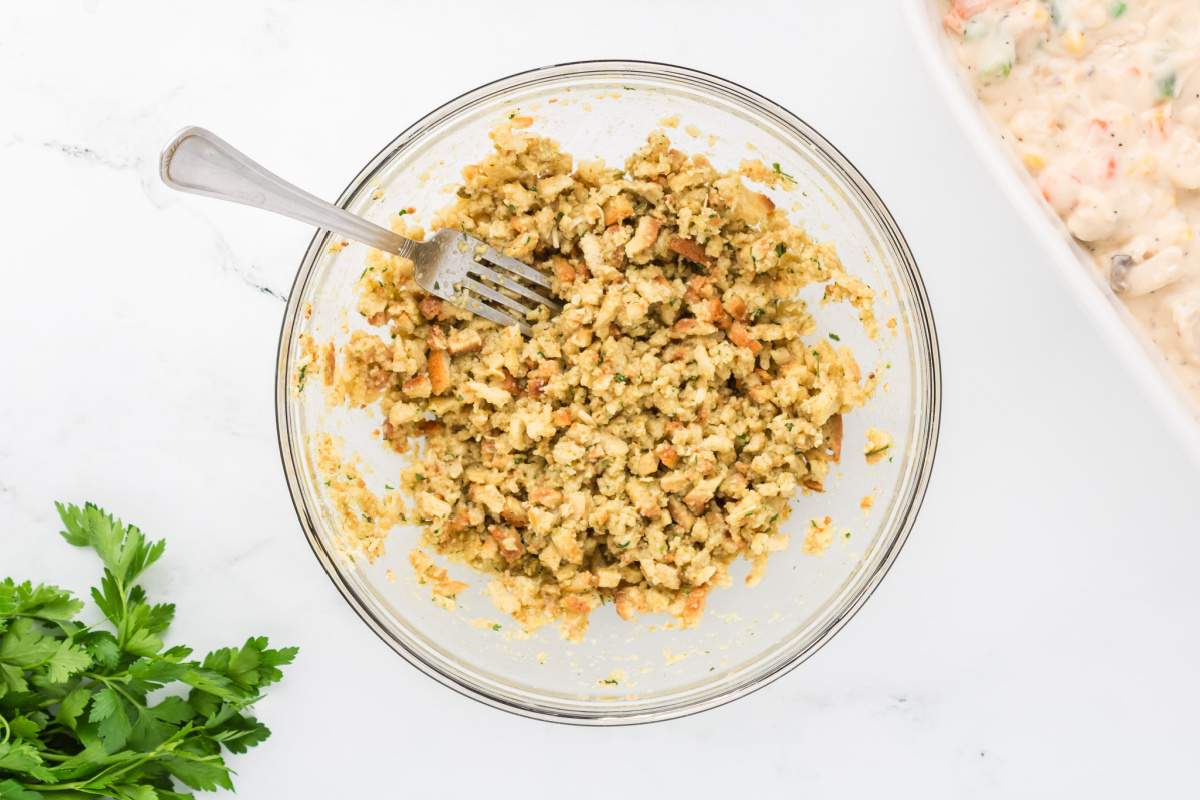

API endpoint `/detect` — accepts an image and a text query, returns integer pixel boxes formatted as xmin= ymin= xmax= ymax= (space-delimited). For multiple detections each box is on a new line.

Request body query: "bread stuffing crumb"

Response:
xmin=410 ymin=549 xmax=469 ymax=611
xmin=803 ymin=516 xmax=834 ymax=555
xmin=315 ymin=435 xmax=404 ymax=561
xmin=663 ymin=648 xmax=692 ymax=665
xmin=864 ymin=428 xmax=893 ymax=464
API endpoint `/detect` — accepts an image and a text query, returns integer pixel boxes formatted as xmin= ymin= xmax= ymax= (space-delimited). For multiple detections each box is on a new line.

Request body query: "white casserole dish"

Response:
xmin=903 ymin=0 xmax=1200 ymax=466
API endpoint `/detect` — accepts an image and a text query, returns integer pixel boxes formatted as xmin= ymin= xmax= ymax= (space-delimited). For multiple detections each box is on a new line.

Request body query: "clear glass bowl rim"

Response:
xmin=274 ymin=59 xmax=943 ymax=726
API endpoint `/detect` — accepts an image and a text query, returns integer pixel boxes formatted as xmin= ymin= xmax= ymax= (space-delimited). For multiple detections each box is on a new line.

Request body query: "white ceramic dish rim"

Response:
xmin=274 ymin=59 xmax=943 ymax=725
xmin=903 ymin=0 xmax=1200 ymax=466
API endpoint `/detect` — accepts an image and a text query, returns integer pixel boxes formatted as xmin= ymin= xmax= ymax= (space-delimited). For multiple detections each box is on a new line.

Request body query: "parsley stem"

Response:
xmin=90 ymin=672 xmax=146 ymax=710
xmin=26 ymin=787 xmax=110 ymax=796
xmin=47 ymin=726 xmax=192 ymax=791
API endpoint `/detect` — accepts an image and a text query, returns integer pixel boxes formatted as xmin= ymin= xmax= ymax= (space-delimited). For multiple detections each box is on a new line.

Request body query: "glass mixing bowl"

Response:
xmin=275 ymin=60 xmax=941 ymax=725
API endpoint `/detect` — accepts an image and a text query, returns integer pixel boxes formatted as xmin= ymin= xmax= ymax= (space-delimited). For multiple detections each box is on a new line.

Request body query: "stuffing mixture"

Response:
xmin=319 ymin=120 xmax=879 ymax=640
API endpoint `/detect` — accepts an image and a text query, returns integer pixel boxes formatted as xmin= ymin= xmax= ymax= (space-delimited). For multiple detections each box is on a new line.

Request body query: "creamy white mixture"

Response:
xmin=944 ymin=0 xmax=1200 ymax=407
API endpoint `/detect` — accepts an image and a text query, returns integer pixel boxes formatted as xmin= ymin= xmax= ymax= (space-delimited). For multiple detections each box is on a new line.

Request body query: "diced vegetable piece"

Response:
xmin=1158 ymin=72 xmax=1177 ymax=100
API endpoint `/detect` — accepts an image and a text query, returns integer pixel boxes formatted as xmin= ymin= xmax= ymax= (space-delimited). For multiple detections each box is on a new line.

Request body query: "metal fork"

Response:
xmin=159 ymin=126 xmax=560 ymax=333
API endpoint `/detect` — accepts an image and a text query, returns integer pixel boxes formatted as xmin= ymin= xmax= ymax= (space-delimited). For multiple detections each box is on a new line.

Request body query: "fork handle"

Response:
xmin=159 ymin=126 xmax=410 ymax=255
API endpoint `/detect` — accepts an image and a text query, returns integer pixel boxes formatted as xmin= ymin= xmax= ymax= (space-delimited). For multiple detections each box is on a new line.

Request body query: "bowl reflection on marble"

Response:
xmin=275 ymin=60 xmax=941 ymax=725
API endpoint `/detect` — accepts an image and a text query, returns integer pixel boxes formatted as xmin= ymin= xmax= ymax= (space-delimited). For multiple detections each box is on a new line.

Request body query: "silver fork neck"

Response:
xmin=160 ymin=126 xmax=412 ymax=256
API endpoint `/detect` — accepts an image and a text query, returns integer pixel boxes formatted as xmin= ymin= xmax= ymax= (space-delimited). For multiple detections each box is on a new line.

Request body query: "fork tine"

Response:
xmin=464 ymin=297 xmax=532 ymax=334
xmin=462 ymin=276 xmax=536 ymax=316
xmin=477 ymin=246 xmax=555 ymax=290
xmin=469 ymin=263 xmax=562 ymax=311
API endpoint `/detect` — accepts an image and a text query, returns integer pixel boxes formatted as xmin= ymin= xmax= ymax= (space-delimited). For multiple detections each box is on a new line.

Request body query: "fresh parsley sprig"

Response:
xmin=0 ymin=502 xmax=297 ymax=800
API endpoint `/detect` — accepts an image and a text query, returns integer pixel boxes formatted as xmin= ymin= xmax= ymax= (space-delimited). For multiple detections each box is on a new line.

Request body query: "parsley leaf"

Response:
xmin=45 ymin=641 xmax=91 ymax=683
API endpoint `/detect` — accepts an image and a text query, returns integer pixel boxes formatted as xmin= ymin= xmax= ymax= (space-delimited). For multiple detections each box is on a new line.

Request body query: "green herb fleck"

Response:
xmin=492 ymin=623 xmax=502 ymax=631
xmin=297 ymin=364 xmax=308 ymax=390
xmin=735 ymin=433 xmax=750 ymax=449
xmin=414 ymin=474 xmax=425 ymax=482
xmin=772 ymin=162 xmax=797 ymax=182
xmin=397 ymin=208 xmax=410 ymax=217
xmin=866 ymin=445 xmax=891 ymax=459
xmin=829 ymin=332 xmax=841 ymax=341
xmin=1109 ymin=0 xmax=1126 ymax=17
xmin=774 ymin=243 xmax=787 ymax=258
xmin=614 ymin=373 xmax=629 ymax=383
xmin=983 ymin=60 xmax=1013 ymax=80
xmin=384 ymin=483 xmax=395 ymax=490
xmin=600 ymin=678 xmax=619 ymax=685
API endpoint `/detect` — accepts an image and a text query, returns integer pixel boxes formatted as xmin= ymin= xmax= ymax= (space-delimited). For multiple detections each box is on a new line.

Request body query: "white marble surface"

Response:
xmin=2 ymin=1 xmax=1198 ymax=797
